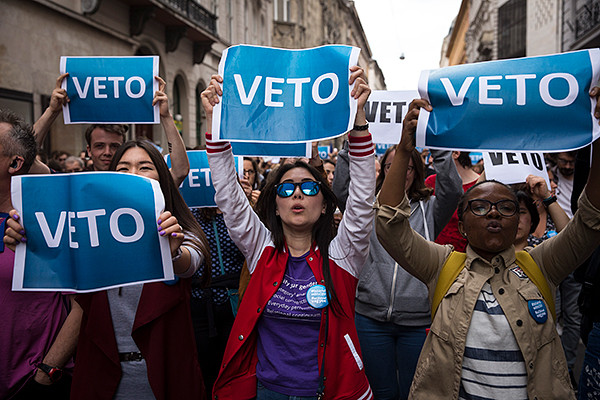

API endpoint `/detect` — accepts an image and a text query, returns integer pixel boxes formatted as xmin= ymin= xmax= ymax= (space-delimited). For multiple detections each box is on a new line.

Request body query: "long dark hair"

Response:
xmin=376 ymin=146 xmax=432 ymax=201
xmin=515 ymin=190 xmax=540 ymax=234
xmin=109 ymin=140 xmax=211 ymax=285
xmin=254 ymin=160 xmax=343 ymax=314
xmin=407 ymin=149 xmax=433 ymax=202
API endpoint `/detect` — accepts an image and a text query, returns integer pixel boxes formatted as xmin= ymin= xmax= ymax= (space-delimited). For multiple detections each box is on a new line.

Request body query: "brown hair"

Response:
xmin=85 ymin=124 xmax=128 ymax=146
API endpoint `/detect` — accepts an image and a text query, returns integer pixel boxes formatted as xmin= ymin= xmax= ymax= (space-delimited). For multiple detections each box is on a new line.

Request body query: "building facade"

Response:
xmin=1 ymin=0 xmax=384 ymax=156
xmin=443 ymin=0 xmax=563 ymax=66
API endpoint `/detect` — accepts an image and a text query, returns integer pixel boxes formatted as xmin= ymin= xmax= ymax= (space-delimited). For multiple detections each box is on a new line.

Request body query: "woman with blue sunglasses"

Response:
xmin=201 ymin=66 xmax=376 ymax=400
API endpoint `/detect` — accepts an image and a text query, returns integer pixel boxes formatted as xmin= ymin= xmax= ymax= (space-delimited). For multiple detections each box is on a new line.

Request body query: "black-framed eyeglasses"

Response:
xmin=243 ymin=169 xmax=256 ymax=175
xmin=275 ymin=181 xmax=321 ymax=198
xmin=465 ymin=199 xmax=519 ymax=217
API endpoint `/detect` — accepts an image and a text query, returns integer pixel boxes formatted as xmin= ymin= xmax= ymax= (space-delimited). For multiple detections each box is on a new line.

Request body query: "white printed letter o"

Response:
xmin=110 ymin=208 xmax=144 ymax=243
xmin=312 ymin=73 xmax=339 ymax=105
xmin=539 ymin=73 xmax=578 ymax=107
xmin=125 ymin=77 xmax=146 ymax=99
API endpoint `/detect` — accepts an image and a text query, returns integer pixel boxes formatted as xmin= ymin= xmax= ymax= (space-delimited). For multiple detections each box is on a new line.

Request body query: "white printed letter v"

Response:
xmin=234 ymin=74 xmax=262 ymax=105
xmin=35 ymin=211 xmax=67 ymax=248
xmin=440 ymin=77 xmax=474 ymax=106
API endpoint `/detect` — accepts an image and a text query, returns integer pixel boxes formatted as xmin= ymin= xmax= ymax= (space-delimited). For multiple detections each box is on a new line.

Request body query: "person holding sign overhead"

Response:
xmin=33 ymin=73 xmax=190 ymax=186
xmin=6 ymin=138 xmax=212 ymax=399
xmin=375 ymin=93 xmax=600 ymax=400
xmin=202 ymin=66 xmax=375 ymax=400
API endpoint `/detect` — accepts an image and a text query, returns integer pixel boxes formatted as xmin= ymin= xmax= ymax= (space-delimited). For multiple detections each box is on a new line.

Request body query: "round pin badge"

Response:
xmin=163 ymin=277 xmax=180 ymax=286
xmin=528 ymin=299 xmax=548 ymax=324
xmin=306 ymin=284 xmax=329 ymax=309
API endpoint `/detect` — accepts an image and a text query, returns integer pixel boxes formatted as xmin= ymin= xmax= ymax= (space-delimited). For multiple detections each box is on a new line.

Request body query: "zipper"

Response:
xmin=386 ymin=262 xmax=399 ymax=321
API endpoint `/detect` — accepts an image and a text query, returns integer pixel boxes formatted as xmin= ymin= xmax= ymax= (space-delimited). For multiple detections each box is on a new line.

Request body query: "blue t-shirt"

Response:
xmin=256 ymin=251 xmax=321 ymax=396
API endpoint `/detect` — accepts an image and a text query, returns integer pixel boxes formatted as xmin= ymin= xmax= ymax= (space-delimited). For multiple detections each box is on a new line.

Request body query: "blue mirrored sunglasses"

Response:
xmin=275 ymin=181 xmax=321 ymax=198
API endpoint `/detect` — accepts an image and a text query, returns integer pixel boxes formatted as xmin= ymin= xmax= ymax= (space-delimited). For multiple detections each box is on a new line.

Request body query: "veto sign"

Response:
xmin=60 ymin=56 xmax=160 ymax=124
xmin=416 ymin=50 xmax=600 ymax=151
xmin=11 ymin=172 xmax=172 ymax=292
xmin=213 ymin=45 xmax=360 ymax=143
xmin=365 ymin=90 xmax=419 ymax=144
xmin=230 ymin=141 xmax=311 ymax=158
xmin=166 ymin=151 xmax=243 ymax=208
xmin=482 ymin=151 xmax=551 ymax=189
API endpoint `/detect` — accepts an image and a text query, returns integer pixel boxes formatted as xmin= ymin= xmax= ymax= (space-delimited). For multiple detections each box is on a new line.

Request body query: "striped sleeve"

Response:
xmin=348 ymin=134 xmax=374 ymax=157
xmin=205 ymin=133 xmax=231 ymax=153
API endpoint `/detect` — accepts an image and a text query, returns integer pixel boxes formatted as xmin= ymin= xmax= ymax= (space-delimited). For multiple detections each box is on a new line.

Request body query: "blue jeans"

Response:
xmin=256 ymin=381 xmax=318 ymax=400
xmin=355 ymin=313 xmax=428 ymax=400
xmin=579 ymin=322 xmax=600 ymax=399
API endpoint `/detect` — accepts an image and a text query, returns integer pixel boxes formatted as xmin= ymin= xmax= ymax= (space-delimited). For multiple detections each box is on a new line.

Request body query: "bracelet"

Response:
xmin=353 ymin=123 xmax=369 ymax=131
xmin=38 ymin=363 xmax=63 ymax=383
xmin=542 ymin=195 xmax=557 ymax=208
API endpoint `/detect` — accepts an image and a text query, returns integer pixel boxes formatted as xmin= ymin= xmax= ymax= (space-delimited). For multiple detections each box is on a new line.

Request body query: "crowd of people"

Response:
xmin=1 ymin=65 xmax=600 ymax=400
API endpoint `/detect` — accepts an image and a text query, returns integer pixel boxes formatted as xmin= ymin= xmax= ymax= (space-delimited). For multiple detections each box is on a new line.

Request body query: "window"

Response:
xmin=0 ymin=89 xmax=33 ymax=124
xmin=497 ymin=0 xmax=527 ymax=59
xmin=275 ymin=0 xmax=290 ymax=22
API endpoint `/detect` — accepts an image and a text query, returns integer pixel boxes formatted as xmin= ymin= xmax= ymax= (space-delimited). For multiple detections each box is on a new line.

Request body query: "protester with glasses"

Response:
xmin=201 ymin=66 xmax=375 ymax=400
xmin=375 ymin=96 xmax=600 ymax=400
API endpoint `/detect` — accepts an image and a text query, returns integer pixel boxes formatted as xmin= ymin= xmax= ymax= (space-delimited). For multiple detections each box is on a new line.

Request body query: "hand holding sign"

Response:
xmin=50 ymin=73 xmax=70 ymax=113
xmin=526 ymin=175 xmax=552 ymax=201
xmin=399 ymin=99 xmax=432 ymax=154
xmin=4 ymin=210 xmax=25 ymax=252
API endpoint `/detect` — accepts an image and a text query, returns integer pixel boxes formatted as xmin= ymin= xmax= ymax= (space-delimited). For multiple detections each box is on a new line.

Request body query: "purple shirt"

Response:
xmin=256 ymin=252 xmax=321 ymax=396
xmin=0 ymin=248 xmax=71 ymax=397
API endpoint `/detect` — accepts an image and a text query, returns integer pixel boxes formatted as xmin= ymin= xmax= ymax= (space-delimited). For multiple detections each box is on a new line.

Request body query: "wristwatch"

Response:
xmin=37 ymin=363 xmax=63 ymax=383
xmin=542 ymin=195 xmax=558 ymax=208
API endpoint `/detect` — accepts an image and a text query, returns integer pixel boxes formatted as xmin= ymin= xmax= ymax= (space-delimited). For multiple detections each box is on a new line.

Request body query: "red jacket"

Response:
xmin=207 ymin=134 xmax=376 ymax=400
xmin=72 ymin=280 xmax=205 ymax=400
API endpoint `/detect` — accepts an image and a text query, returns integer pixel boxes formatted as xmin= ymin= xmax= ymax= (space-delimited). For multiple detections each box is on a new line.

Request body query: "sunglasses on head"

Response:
xmin=275 ymin=181 xmax=321 ymax=198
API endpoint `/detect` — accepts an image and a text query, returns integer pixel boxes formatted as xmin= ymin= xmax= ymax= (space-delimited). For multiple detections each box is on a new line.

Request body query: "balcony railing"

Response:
xmin=158 ymin=0 xmax=217 ymax=35
xmin=575 ymin=1 xmax=600 ymax=40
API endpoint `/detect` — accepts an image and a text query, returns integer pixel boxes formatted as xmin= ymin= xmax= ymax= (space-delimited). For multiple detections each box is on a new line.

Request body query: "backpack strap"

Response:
xmin=515 ymin=250 xmax=556 ymax=321
xmin=431 ymin=251 xmax=467 ymax=319
xmin=432 ymin=250 xmax=556 ymax=321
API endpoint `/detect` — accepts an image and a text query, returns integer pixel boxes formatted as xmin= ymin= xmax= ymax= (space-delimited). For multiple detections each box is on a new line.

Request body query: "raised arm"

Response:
xmin=153 ymin=76 xmax=190 ymax=187
xmin=376 ymin=99 xmax=450 ymax=286
xmin=33 ymin=73 xmax=69 ymax=146
xmin=526 ymin=174 xmax=569 ymax=232
xmin=329 ymin=66 xmax=376 ymax=276
xmin=530 ymin=89 xmax=600 ymax=284
xmin=379 ymin=99 xmax=431 ymax=207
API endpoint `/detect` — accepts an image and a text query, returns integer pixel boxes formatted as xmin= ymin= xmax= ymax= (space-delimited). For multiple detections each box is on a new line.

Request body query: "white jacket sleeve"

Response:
xmin=329 ymin=134 xmax=376 ymax=278
xmin=205 ymin=134 xmax=271 ymax=274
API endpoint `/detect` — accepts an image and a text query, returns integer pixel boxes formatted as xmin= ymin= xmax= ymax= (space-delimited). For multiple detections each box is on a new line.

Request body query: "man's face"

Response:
xmin=556 ymin=152 xmax=575 ymax=177
xmin=87 ymin=128 xmax=124 ymax=171
xmin=64 ymin=161 xmax=83 ymax=173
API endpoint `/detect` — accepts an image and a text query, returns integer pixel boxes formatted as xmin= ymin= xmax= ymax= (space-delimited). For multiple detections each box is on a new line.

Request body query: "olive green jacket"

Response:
xmin=375 ymin=191 xmax=600 ymax=400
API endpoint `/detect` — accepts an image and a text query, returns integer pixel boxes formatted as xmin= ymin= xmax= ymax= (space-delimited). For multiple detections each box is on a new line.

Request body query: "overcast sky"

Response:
xmin=353 ymin=0 xmax=463 ymax=90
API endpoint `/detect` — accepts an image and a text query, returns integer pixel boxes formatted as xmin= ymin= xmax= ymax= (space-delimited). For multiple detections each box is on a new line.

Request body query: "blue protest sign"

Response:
xmin=469 ymin=152 xmax=483 ymax=164
xmin=60 ymin=56 xmax=159 ymax=124
xmin=213 ymin=45 xmax=360 ymax=143
xmin=376 ymin=143 xmax=394 ymax=155
xmin=230 ymin=141 xmax=311 ymax=157
xmin=11 ymin=173 xmax=172 ymax=292
xmin=166 ymin=151 xmax=243 ymax=208
xmin=416 ymin=50 xmax=600 ymax=151
xmin=318 ymin=146 xmax=330 ymax=159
